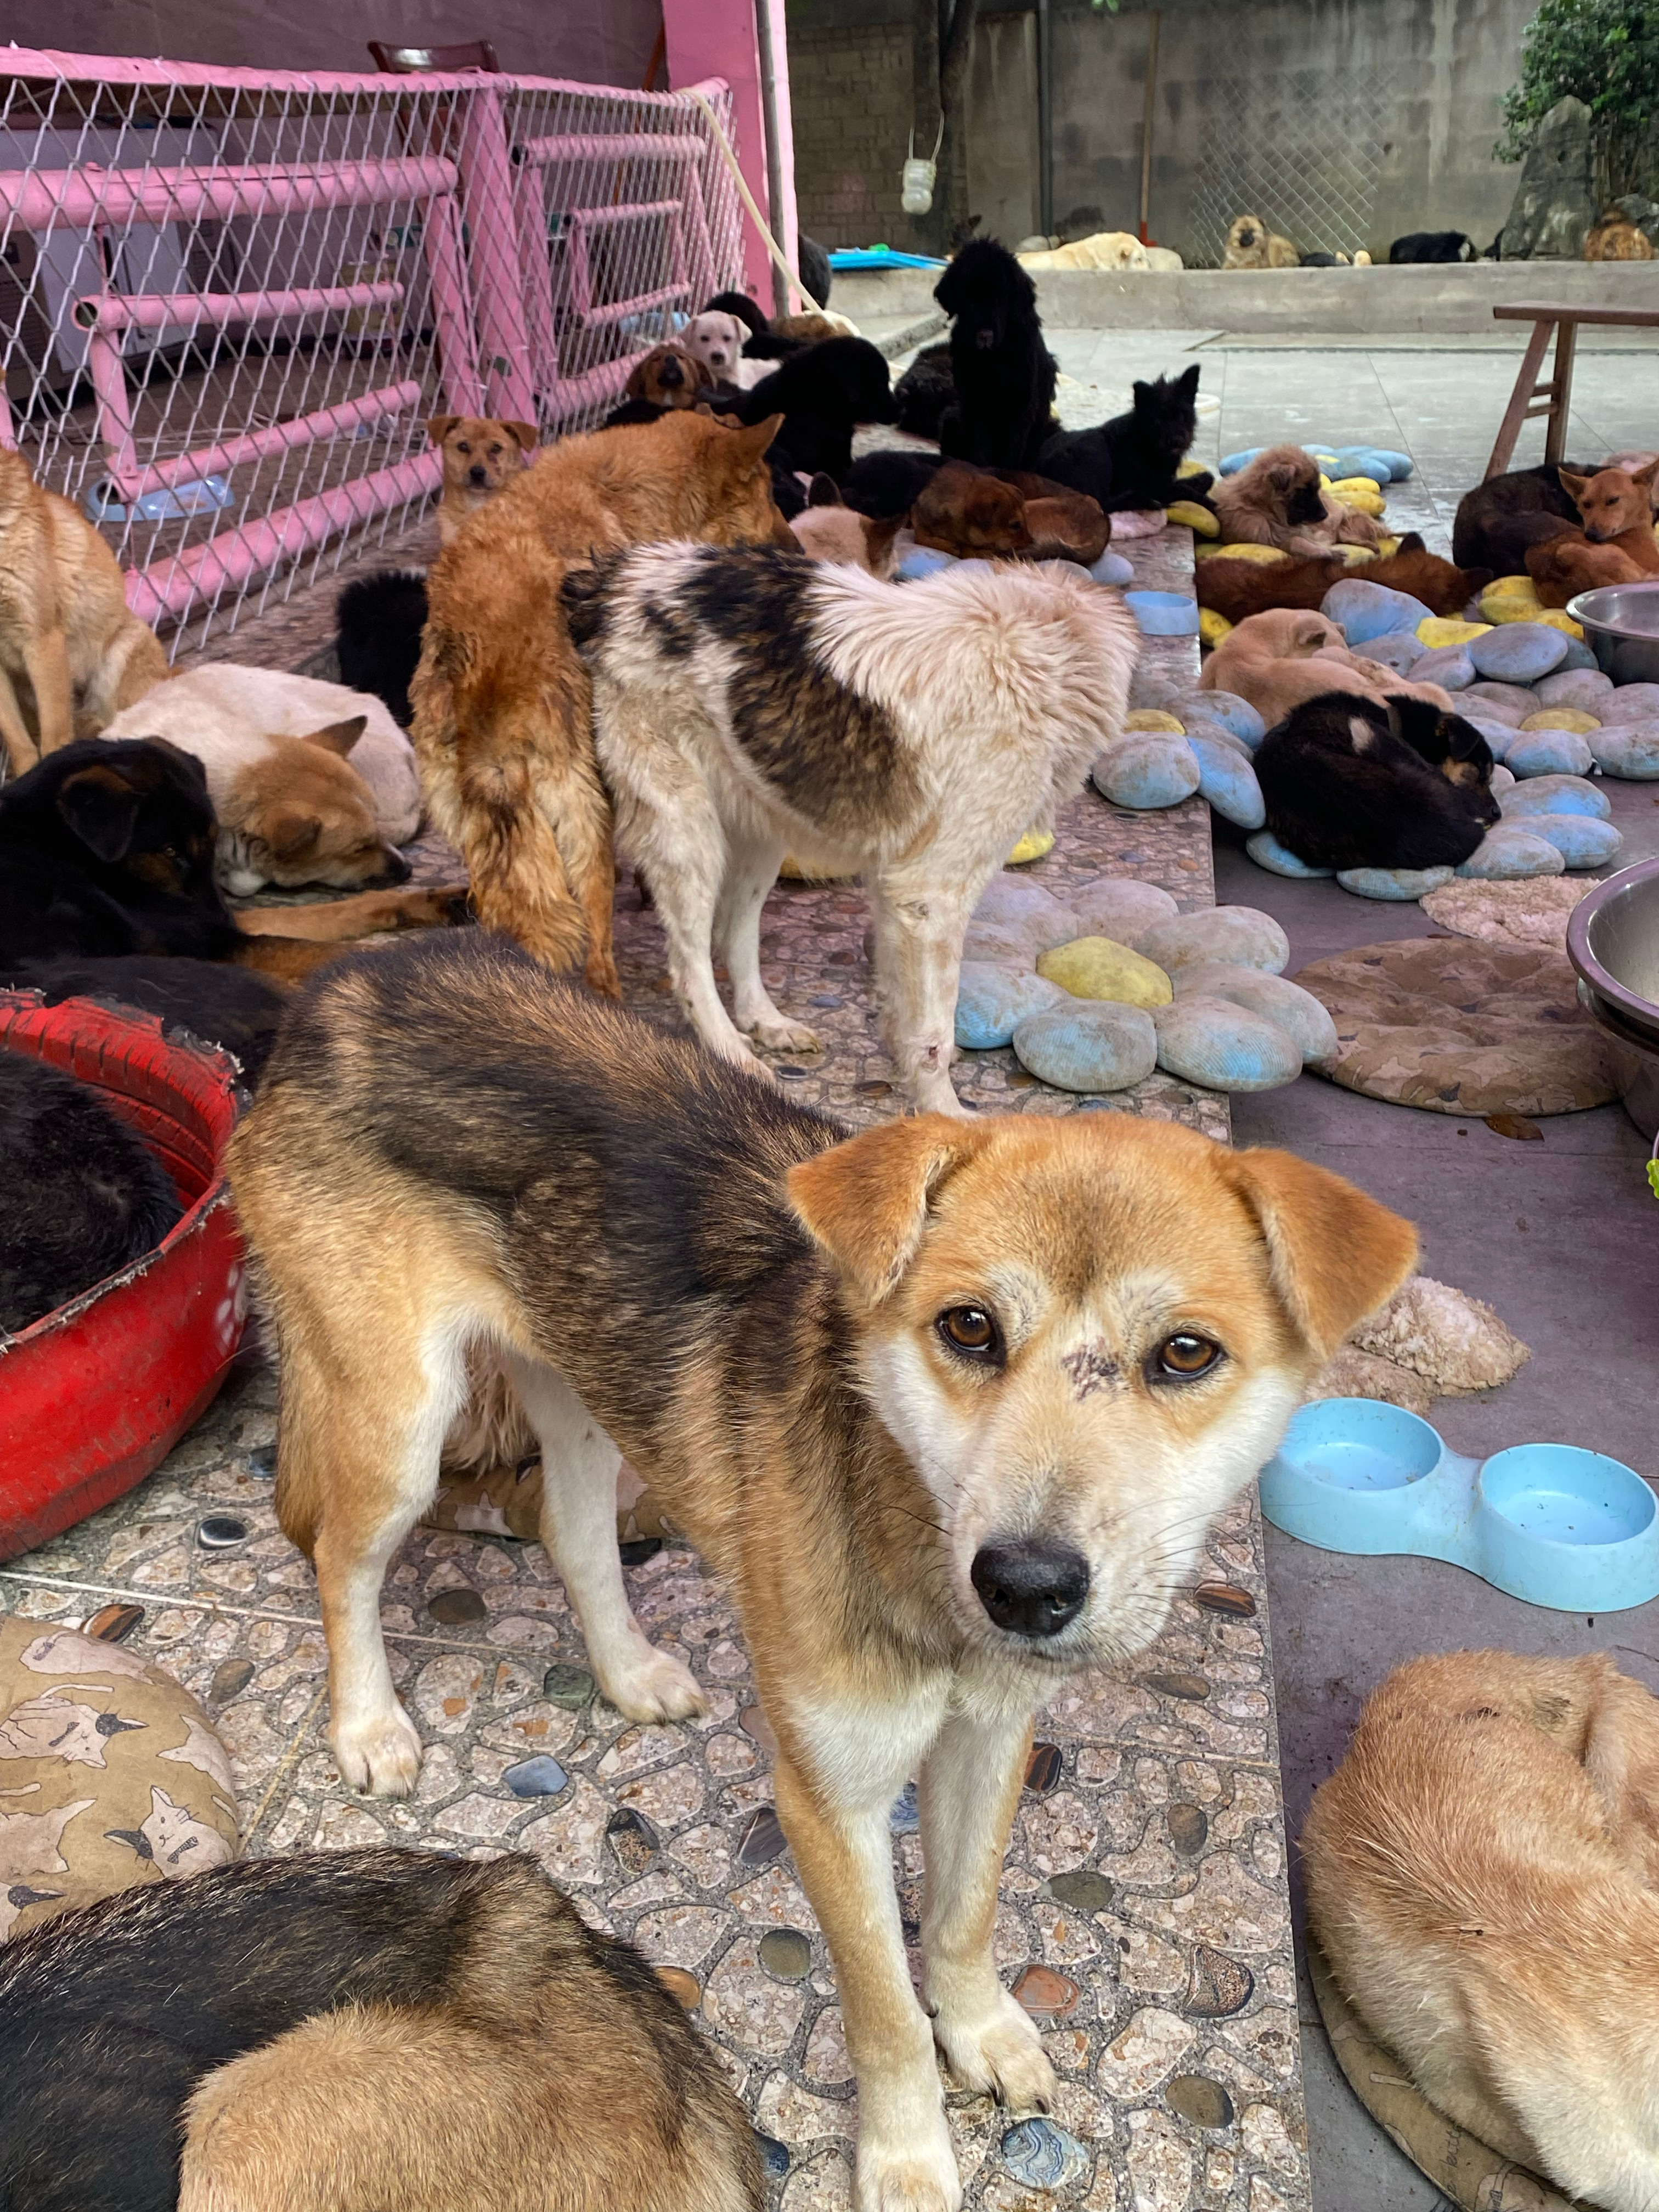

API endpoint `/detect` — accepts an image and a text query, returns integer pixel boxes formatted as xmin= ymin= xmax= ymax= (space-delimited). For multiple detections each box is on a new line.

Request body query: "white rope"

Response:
xmin=685 ymin=88 xmax=808 ymax=318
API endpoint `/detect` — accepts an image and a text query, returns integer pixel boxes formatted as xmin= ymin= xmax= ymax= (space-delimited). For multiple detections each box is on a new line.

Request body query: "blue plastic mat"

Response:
xmin=827 ymin=247 xmax=945 ymax=270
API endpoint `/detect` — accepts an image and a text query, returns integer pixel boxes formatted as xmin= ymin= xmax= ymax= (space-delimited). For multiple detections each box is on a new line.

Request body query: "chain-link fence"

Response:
xmin=1185 ymin=70 xmax=1390 ymax=269
xmin=0 ymin=53 xmax=744 ymax=650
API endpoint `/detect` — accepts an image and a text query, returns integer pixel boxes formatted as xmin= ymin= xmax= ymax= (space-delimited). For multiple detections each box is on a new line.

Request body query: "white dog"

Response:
xmin=680 ymin=311 xmax=772 ymax=390
xmin=562 ymin=545 xmax=1138 ymax=1114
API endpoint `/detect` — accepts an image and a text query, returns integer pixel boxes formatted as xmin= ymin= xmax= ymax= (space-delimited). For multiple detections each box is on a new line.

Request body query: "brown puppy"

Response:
xmin=212 ymin=724 xmax=414 ymax=896
xmin=1203 ymin=607 xmax=1454 ymax=726
xmin=409 ymin=409 xmax=789 ymax=998
xmin=1214 ymin=444 xmax=1389 ymax=556
xmin=1304 ymin=1650 xmax=1659 ymax=2212
xmin=1526 ymin=459 xmax=1659 ymax=605
xmin=427 ymin=415 xmax=537 ymax=549
xmin=0 ymin=448 xmax=169 ymax=777
xmin=228 ymin=929 xmax=1417 ymax=2212
xmin=624 ymin=343 xmax=714 ymax=413
xmin=1198 ymin=532 xmax=1489 ymax=623
xmin=910 ymin=462 xmax=1034 ymax=558
xmin=1223 ymin=214 xmax=1300 ymax=269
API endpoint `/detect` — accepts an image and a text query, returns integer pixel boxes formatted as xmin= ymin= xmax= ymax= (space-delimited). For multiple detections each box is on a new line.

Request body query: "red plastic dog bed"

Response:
xmin=0 ymin=993 xmax=245 ymax=1561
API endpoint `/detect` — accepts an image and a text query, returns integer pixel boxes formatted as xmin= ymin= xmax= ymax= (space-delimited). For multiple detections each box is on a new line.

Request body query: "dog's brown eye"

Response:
xmin=938 ymin=1306 xmax=1001 ymax=1361
xmin=1154 ymin=1333 xmax=1222 ymax=1381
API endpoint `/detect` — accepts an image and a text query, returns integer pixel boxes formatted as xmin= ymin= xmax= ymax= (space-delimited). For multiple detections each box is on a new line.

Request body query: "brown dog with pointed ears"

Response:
xmin=229 ymin=930 xmax=1417 ymax=2212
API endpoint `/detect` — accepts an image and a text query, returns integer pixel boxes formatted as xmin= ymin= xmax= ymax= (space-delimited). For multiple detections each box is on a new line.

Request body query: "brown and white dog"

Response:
xmin=562 ymin=545 xmax=1138 ymax=1112
xmin=1213 ymin=444 xmax=1389 ymax=556
xmin=227 ymin=932 xmax=1418 ymax=2212
xmin=0 ymin=447 xmax=168 ymax=778
xmin=427 ymin=414 xmax=537 ymax=548
xmin=1223 ymin=214 xmax=1300 ymax=269
xmin=1304 ymin=1649 xmax=1659 ymax=2212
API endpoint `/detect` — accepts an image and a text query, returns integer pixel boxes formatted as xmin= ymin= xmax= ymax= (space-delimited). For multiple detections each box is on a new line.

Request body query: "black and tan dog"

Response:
xmin=228 ymin=932 xmax=1417 ymax=2212
xmin=1 ymin=1847 xmax=761 ymax=2211
xmin=1254 ymin=692 xmax=1500 ymax=873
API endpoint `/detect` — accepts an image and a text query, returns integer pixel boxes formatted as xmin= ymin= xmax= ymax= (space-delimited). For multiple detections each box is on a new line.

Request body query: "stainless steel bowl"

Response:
xmin=1568 ymin=582 xmax=1659 ymax=686
xmin=1566 ymin=855 xmax=1659 ymax=1136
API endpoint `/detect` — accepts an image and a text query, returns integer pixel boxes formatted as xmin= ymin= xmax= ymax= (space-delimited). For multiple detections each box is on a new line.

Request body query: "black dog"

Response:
xmin=733 ymin=335 xmax=897 ymax=479
xmin=893 ymin=342 xmax=956 ymax=441
xmin=0 ymin=1848 xmax=760 ymax=2212
xmin=336 ymin=568 xmax=426 ymax=728
xmin=1254 ymin=692 xmax=1499 ymax=872
xmin=1389 ymin=230 xmax=1475 ymax=263
xmin=0 ymin=739 xmax=239 ymax=966
xmin=839 ymin=448 xmax=945 ymax=517
xmin=0 ymin=1049 xmax=182 ymax=1333
xmin=1 ymin=955 xmax=289 ymax=1081
xmin=1036 ymin=365 xmax=1211 ymax=512
xmin=1452 ymin=462 xmax=1583 ymax=574
xmin=934 ymin=239 xmax=1058 ymax=469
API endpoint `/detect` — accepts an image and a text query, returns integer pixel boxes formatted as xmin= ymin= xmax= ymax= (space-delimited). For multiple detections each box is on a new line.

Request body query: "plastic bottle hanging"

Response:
xmin=900 ymin=119 xmax=945 ymax=216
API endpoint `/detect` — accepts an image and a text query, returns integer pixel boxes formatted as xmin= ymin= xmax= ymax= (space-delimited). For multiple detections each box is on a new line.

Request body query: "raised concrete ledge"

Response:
xmin=836 ymin=260 xmax=1659 ymax=336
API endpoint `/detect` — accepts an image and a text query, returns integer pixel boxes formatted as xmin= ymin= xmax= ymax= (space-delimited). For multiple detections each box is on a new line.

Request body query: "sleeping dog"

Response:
xmin=227 ymin=933 xmax=1418 ymax=2212
xmin=1254 ymin=692 xmax=1500 ymax=872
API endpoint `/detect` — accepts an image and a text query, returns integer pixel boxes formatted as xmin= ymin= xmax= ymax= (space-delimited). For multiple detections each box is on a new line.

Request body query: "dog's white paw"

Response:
xmin=854 ymin=2114 xmax=961 ymax=2212
xmin=597 ymin=1640 xmax=709 ymax=1724
xmin=748 ymin=1015 xmax=822 ymax=1054
xmin=932 ymin=1984 xmax=1056 ymax=2111
xmin=331 ymin=1701 xmax=422 ymax=1798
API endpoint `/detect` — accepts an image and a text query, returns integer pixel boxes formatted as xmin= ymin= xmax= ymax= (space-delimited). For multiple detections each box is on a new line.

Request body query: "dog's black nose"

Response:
xmin=970 ymin=1537 xmax=1090 ymax=1638
xmin=467 ymin=464 xmax=489 ymax=485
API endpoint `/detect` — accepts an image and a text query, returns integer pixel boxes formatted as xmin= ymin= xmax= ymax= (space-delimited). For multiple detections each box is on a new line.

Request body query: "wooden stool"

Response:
xmin=1485 ymin=302 xmax=1659 ymax=479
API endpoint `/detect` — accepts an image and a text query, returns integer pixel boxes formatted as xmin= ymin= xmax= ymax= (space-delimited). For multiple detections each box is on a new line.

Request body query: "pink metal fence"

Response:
xmin=0 ymin=52 xmax=745 ymax=649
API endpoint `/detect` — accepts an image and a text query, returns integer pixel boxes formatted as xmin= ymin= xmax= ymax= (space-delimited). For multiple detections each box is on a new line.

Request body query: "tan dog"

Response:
xmin=427 ymin=415 xmax=536 ymax=548
xmin=1214 ymin=444 xmax=1388 ymax=555
xmin=228 ymin=931 xmax=1417 ymax=2212
xmin=1586 ymin=209 xmax=1656 ymax=261
xmin=0 ymin=448 xmax=168 ymax=778
xmin=1204 ymin=607 xmax=1454 ymax=726
xmin=788 ymin=476 xmax=903 ymax=575
xmin=1223 ymin=214 xmax=1300 ymax=269
xmin=1526 ymin=458 xmax=1659 ymax=605
xmin=409 ymin=409 xmax=790 ymax=998
xmin=1304 ymin=1649 xmax=1659 ymax=2212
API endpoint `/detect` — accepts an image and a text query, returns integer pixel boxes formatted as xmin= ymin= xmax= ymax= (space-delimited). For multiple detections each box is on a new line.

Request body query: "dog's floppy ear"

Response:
xmin=299 ymin=715 xmax=367 ymax=759
xmin=55 ymin=764 xmax=144 ymax=864
xmin=788 ymin=1116 xmax=990 ymax=1302
xmin=504 ymin=422 xmax=538 ymax=450
xmin=263 ymin=806 xmax=324 ymax=860
xmin=1219 ymin=1147 xmax=1418 ymax=1361
xmin=427 ymin=415 xmax=459 ymax=447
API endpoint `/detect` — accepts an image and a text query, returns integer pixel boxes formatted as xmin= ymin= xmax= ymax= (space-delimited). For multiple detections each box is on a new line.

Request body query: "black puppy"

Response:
xmin=0 ymin=1050 xmax=182 ymax=1333
xmin=893 ymin=342 xmax=956 ymax=440
xmin=733 ymin=335 xmax=896 ymax=478
xmin=0 ymin=1848 xmax=761 ymax=2212
xmin=934 ymin=239 xmax=1058 ymax=469
xmin=1451 ymin=462 xmax=1583 ymax=574
xmin=336 ymin=568 xmax=426 ymax=728
xmin=839 ymin=448 xmax=945 ymax=517
xmin=1254 ymin=692 xmax=1499 ymax=872
xmin=1036 ymin=365 xmax=1210 ymax=512
xmin=0 ymin=739 xmax=238 ymax=966
xmin=1389 ymin=230 xmax=1475 ymax=263
xmin=1 ymin=955 xmax=289 ymax=1080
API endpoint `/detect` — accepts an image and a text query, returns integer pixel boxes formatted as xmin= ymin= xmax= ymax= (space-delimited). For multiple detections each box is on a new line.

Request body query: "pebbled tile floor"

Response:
xmin=2 ymin=521 xmax=1313 ymax=2209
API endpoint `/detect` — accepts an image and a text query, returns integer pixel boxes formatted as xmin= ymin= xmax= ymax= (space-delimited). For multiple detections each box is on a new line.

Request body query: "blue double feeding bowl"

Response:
xmin=1259 ymin=1398 xmax=1659 ymax=1613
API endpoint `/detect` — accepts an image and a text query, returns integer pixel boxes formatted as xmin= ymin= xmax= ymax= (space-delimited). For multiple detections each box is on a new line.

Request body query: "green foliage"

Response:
xmin=1497 ymin=0 xmax=1659 ymax=195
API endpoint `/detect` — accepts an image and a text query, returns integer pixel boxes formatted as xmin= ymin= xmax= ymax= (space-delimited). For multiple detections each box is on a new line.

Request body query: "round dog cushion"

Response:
xmin=0 ymin=1616 xmax=240 ymax=1940
xmin=1307 ymin=1939 xmax=1575 ymax=2212
xmin=1294 ymin=939 xmax=1632 ymax=1115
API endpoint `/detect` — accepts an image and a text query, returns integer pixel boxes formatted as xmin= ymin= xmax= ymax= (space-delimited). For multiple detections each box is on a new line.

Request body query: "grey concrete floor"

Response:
xmin=1212 ymin=780 xmax=1659 ymax=2212
xmin=1045 ymin=326 xmax=1659 ymax=555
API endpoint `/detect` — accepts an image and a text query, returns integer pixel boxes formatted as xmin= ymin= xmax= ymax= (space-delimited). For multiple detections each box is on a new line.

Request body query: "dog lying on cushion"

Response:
xmin=1197 ymin=533 xmax=1489 ymax=624
xmin=1 ymin=1847 xmax=762 ymax=2212
xmin=1203 ymin=608 xmax=1454 ymax=727
xmin=1214 ymin=444 xmax=1388 ymax=555
xmin=1253 ymin=692 xmax=1499 ymax=872
xmin=1304 ymin=1650 xmax=1659 ymax=2212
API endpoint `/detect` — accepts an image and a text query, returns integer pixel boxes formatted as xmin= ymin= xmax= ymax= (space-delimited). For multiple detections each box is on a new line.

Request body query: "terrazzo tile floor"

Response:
xmin=2 ymin=522 xmax=1315 ymax=2209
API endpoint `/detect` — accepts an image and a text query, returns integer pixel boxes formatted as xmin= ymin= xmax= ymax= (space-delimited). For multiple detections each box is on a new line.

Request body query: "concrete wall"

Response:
xmin=8 ymin=0 xmax=661 ymax=87
xmin=787 ymin=0 xmax=1536 ymax=266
